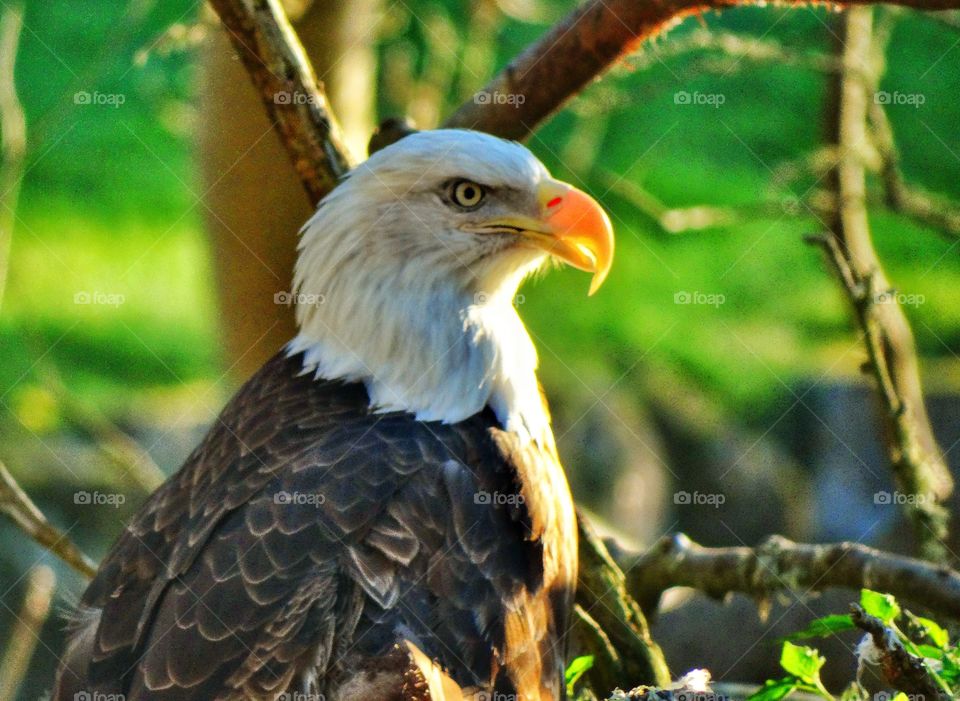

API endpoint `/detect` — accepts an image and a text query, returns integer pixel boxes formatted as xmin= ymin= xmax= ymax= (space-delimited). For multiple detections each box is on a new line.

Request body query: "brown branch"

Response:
xmin=443 ymin=0 xmax=960 ymax=142
xmin=576 ymin=514 xmax=672 ymax=693
xmin=0 ymin=564 xmax=56 ymax=701
xmin=206 ymin=0 xmax=354 ymax=206
xmin=816 ymin=7 xmax=952 ymax=561
xmin=617 ymin=533 xmax=960 ymax=621
xmin=851 ymin=604 xmax=950 ymax=700
xmin=0 ymin=460 xmax=96 ymax=579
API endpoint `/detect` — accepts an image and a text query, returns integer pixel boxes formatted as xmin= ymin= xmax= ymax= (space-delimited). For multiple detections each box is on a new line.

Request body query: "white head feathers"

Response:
xmin=287 ymin=129 xmax=555 ymax=442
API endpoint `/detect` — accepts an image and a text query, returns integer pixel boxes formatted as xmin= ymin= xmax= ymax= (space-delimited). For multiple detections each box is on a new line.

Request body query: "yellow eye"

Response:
xmin=451 ymin=180 xmax=485 ymax=208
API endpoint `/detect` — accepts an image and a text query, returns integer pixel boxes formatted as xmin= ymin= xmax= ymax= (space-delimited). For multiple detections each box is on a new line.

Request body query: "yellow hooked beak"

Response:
xmin=480 ymin=179 xmax=615 ymax=296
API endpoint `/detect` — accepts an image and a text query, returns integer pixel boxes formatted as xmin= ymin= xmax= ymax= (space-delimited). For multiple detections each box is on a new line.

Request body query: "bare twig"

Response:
xmin=37 ymin=362 xmax=165 ymax=492
xmin=817 ymin=7 xmax=952 ymax=561
xmin=616 ymin=533 xmax=960 ymax=621
xmin=851 ymin=603 xmax=950 ymax=700
xmin=628 ymin=27 xmax=840 ymax=75
xmin=870 ymin=100 xmax=960 ymax=242
xmin=0 ymin=564 xmax=56 ymax=701
xmin=206 ymin=0 xmax=354 ymax=206
xmin=0 ymin=3 xmax=25 ymax=312
xmin=0 ymin=460 xmax=96 ymax=578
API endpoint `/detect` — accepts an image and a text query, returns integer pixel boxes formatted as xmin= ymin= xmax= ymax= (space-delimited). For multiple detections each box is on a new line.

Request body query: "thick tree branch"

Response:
xmin=443 ymin=0 xmax=960 ymax=142
xmin=206 ymin=0 xmax=354 ymax=205
xmin=616 ymin=533 xmax=960 ymax=621
xmin=0 ymin=460 xmax=96 ymax=579
xmin=576 ymin=514 xmax=672 ymax=692
xmin=0 ymin=3 xmax=25 ymax=311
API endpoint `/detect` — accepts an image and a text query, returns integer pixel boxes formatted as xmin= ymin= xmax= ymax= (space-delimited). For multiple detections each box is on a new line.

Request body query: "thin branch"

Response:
xmin=869 ymin=99 xmax=960 ymax=242
xmin=617 ymin=533 xmax=960 ymax=621
xmin=206 ymin=0 xmax=354 ymax=206
xmin=0 ymin=2 xmax=26 ymax=312
xmin=0 ymin=564 xmax=56 ymax=701
xmin=0 ymin=460 xmax=96 ymax=579
xmin=851 ymin=603 xmax=950 ymax=700
xmin=443 ymin=0 xmax=960 ymax=141
xmin=817 ymin=7 xmax=952 ymax=562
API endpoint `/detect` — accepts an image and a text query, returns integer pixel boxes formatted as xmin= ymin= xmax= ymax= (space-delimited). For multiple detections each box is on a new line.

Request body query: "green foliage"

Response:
xmin=751 ymin=589 xmax=958 ymax=700
xmin=565 ymin=655 xmax=595 ymax=698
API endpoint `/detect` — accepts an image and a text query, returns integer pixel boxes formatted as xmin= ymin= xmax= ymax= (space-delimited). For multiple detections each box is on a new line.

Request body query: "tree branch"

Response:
xmin=443 ymin=0 xmax=960 ymax=142
xmin=851 ymin=604 xmax=950 ymax=700
xmin=0 ymin=565 xmax=55 ymax=701
xmin=617 ymin=533 xmax=960 ymax=621
xmin=576 ymin=514 xmax=672 ymax=692
xmin=0 ymin=460 xmax=96 ymax=579
xmin=206 ymin=0 xmax=354 ymax=205
xmin=813 ymin=7 xmax=953 ymax=561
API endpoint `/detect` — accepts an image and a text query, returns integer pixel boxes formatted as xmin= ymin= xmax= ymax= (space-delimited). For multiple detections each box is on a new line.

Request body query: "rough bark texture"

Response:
xmin=616 ymin=533 xmax=960 ymax=621
xmin=575 ymin=515 xmax=672 ymax=691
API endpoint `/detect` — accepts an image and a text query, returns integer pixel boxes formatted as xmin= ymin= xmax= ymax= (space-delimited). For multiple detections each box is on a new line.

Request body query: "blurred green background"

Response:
xmin=1 ymin=0 xmax=959 ymax=697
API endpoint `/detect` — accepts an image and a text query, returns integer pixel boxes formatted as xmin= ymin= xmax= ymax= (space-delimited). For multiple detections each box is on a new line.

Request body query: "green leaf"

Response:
xmin=747 ymin=677 xmax=798 ymax=701
xmin=564 ymin=655 xmax=594 ymax=697
xmin=907 ymin=612 xmax=949 ymax=648
xmin=780 ymin=642 xmax=826 ymax=685
xmin=860 ymin=589 xmax=901 ymax=624
xmin=785 ymin=614 xmax=855 ymax=640
xmin=917 ymin=644 xmax=946 ymax=661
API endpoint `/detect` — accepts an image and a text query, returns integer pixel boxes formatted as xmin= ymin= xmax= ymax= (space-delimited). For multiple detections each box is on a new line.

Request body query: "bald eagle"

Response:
xmin=53 ymin=130 xmax=614 ymax=701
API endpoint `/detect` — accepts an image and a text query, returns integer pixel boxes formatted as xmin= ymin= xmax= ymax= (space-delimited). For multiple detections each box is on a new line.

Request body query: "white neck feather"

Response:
xmin=287 ymin=180 xmax=552 ymax=444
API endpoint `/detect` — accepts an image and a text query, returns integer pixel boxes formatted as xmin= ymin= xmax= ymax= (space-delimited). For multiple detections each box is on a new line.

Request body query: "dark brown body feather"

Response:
xmin=53 ymin=351 xmax=577 ymax=701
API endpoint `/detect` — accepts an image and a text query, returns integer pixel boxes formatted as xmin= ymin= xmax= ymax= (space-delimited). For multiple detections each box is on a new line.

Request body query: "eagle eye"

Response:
xmin=449 ymin=180 xmax=485 ymax=209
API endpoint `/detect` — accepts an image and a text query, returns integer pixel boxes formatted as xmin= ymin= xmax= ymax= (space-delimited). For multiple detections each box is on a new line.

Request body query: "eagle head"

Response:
xmin=289 ymin=129 xmax=614 ymax=441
